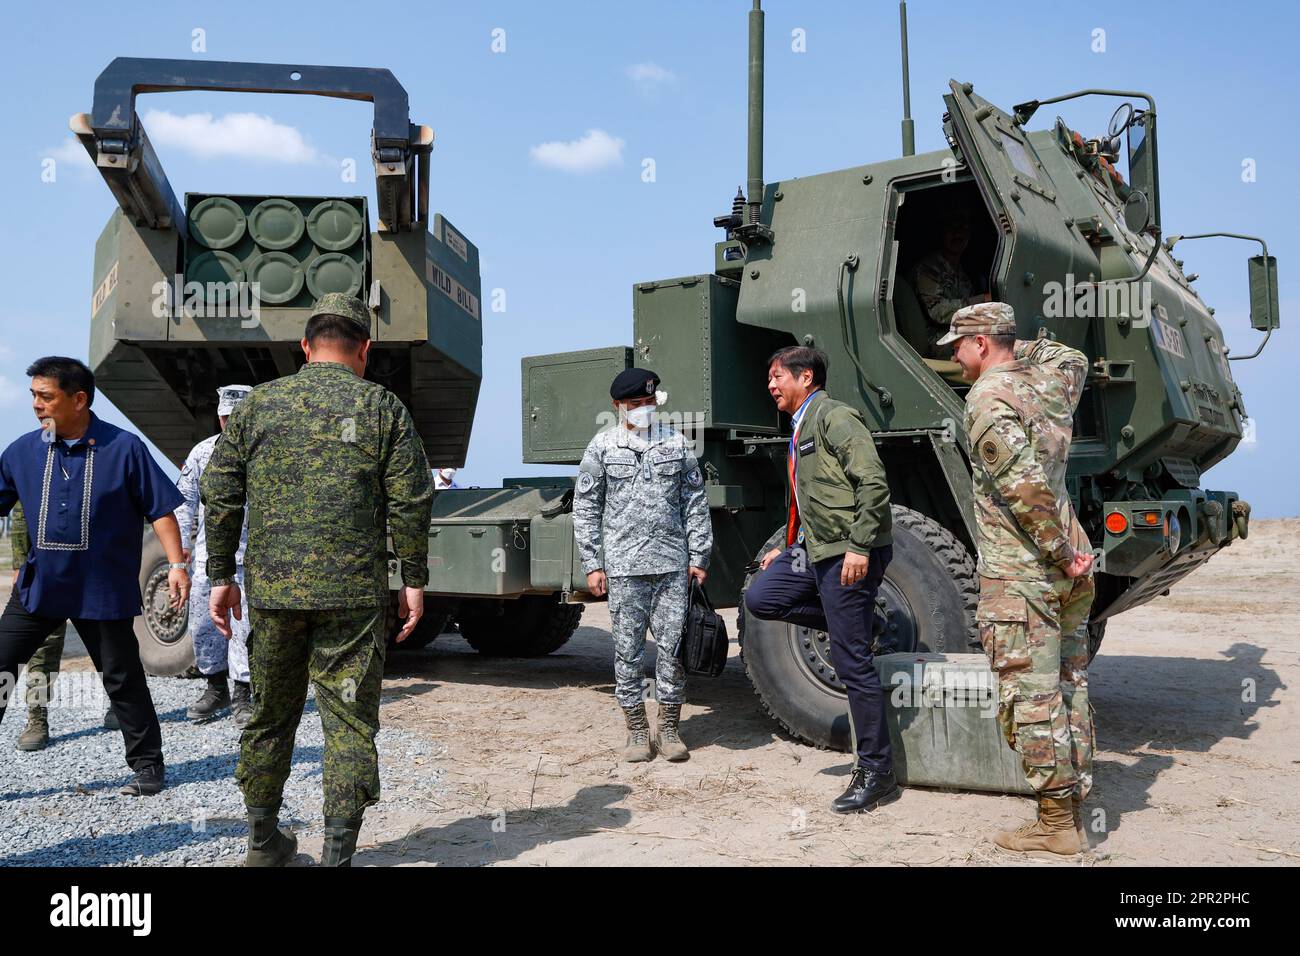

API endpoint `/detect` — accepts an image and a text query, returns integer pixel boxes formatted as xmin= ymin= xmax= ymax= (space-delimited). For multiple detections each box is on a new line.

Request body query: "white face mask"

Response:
xmin=624 ymin=404 xmax=656 ymax=429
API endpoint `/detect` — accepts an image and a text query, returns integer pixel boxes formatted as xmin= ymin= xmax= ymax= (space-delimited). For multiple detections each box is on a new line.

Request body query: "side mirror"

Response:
xmin=1248 ymin=255 xmax=1280 ymax=330
xmin=1123 ymin=190 xmax=1151 ymax=235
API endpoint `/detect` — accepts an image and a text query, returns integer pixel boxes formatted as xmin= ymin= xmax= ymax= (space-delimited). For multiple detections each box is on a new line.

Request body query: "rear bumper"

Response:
xmin=1095 ymin=488 xmax=1244 ymax=620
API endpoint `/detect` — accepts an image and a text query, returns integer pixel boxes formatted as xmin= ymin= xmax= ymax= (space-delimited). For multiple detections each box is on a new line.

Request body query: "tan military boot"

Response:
xmin=16 ymin=706 xmax=50 ymax=752
xmin=992 ymin=794 xmax=1081 ymax=856
xmin=1072 ymin=795 xmax=1089 ymax=850
xmin=621 ymin=703 xmax=653 ymax=762
xmin=654 ymin=702 xmax=689 ymax=761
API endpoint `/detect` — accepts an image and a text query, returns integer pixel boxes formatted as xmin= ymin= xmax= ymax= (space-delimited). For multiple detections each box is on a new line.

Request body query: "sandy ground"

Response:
xmin=8 ymin=519 xmax=1297 ymax=866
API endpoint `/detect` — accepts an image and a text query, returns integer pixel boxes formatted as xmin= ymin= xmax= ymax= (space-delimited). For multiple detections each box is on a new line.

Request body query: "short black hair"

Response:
xmin=767 ymin=345 xmax=828 ymax=388
xmin=987 ymin=333 xmax=1016 ymax=351
xmin=305 ymin=313 xmax=370 ymax=348
xmin=26 ymin=356 xmax=95 ymax=407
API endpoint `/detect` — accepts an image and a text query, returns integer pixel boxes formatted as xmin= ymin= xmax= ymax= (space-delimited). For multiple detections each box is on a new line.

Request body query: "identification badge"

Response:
xmin=798 ymin=437 xmax=816 ymax=456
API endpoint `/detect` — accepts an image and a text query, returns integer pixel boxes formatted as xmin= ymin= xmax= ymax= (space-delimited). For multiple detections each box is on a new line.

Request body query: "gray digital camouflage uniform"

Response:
xmin=573 ymin=422 xmax=712 ymax=708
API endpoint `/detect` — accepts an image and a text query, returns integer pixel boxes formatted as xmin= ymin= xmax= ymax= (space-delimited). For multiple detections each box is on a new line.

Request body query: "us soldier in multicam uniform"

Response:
xmin=573 ymin=368 xmax=712 ymax=763
xmin=941 ymin=301 xmax=1096 ymax=856
xmin=910 ymin=207 xmax=989 ymax=356
xmin=10 ymin=503 xmax=70 ymax=751
xmin=203 ymin=293 xmax=433 ymax=867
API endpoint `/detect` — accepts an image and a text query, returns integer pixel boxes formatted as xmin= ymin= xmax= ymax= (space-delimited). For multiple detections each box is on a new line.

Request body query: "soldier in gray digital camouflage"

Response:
xmin=573 ymin=368 xmax=713 ymax=762
xmin=943 ymin=301 xmax=1096 ymax=856
xmin=177 ymin=384 xmax=253 ymax=728
xmin=910 ymin=207 xmax=990 ymax=356
xmin=203 ymin=292 xmax=433 ymax=867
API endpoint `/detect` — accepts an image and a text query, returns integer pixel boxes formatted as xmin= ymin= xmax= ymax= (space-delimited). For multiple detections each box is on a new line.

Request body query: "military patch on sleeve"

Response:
xmin=973 ymin=424 xmax=1015 ymax=477
xmin=686 ymin=467 xmax=704 ymax=488
xmin=577 ymin=472 xmax=595 ymax=494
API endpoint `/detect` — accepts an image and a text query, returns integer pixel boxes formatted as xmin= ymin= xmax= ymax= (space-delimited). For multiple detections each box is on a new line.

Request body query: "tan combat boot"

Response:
xmin=654 ymin=702 xmax=689 ymax=762
xmin=992 ymin=794 xmax=1081 ymax=856
xmin=621 ymin=703 xmax=653 ymax=762
xmin=1072 ymin=795 xmax=1089 ymax=850
xmin=16 ymin=706 xmax=50 ymax=752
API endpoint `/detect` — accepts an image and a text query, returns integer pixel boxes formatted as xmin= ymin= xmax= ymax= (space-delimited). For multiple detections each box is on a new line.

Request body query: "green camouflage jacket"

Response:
xmin=964 ymin=338 xmax=1091 ymax=580
xmin=201 ymin=361 xmax=433 ymax=609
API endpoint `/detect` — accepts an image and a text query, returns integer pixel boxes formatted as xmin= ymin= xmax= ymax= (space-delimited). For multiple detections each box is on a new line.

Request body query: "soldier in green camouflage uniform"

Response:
xmin=10 ymin=503 xmax=68 ymax=751
xmin=941 ymin=301 xmax=1096 ymax=856
xmin=910 ymin=207 xmax=988 ymax=357
xmin=202 ymin=293 xmax=433 ymax=867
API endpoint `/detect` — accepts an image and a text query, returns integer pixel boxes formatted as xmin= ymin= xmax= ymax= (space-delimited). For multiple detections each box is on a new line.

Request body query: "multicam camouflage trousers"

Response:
xmin=978 ymin=573 xmax=1096 ymax=799
xmin=237 ymin=605 xmax=386 ymax=820
xmin=23 ymin=623 xmax=67 ymax=708
xmin=608 ymin=570 xmax=689 ymax=709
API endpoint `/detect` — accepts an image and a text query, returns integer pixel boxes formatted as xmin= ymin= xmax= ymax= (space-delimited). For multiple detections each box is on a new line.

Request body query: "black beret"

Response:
xmin=610 ymin=367 xmax=660 ymax=400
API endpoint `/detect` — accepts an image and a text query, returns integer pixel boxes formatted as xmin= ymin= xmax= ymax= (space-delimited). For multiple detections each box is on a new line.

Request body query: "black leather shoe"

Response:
xmin=831 ymin=768 xmax=900 ymax=814
xmin=119 ymin=764 xmax=166 ymax=796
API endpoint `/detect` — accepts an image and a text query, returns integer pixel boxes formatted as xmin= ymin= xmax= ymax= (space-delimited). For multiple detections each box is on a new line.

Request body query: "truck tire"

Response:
xmin=1087 ymin=619 xmax=1107 ymax=663
xmin=458 ymin=595 xmax=584 ymax=657
xmin=738 ymin=506 xmax=978 ymax=751
xmin=385 ymin=591 xmax=450 ymax=651
xmin=133 ymin=531 xmax=194 ymax=677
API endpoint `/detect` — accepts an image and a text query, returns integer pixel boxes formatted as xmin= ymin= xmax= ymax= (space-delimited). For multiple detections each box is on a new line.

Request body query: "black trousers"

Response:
xmin=0 ymin=593 xmax=163 ymax=770
xmin=745 ymin=544 xmax=894 ymax=772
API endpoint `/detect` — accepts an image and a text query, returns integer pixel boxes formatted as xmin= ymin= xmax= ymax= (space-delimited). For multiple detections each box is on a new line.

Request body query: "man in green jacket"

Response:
xmin=744 ymin=346 xmax=898 ymax=813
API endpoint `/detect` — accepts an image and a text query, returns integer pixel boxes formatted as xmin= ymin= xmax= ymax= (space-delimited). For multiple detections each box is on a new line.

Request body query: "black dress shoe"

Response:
xmin=831 ymin=768 xmax=900 ymax=814
xmin=119 ymin=764 xmax=166 ymax=797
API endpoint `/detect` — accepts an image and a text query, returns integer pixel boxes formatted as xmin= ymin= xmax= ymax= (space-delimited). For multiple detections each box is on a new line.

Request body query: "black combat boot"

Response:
xmin=245 ymin=805 xmax=298 ymax=867
xmin=119 ymin=764 xmax=166 ymax=796
xmin=231 ymin=680 xmax=253 ymax=729
xmin=16 ymin=705 xmax=50 ymax=751
xmin=320 ymin=816 xmax=363 ymax=867
xmin=187 ymin=671 xmax=231 ymax=722
xmin=830 ymin=767 xmax=900 ymax=814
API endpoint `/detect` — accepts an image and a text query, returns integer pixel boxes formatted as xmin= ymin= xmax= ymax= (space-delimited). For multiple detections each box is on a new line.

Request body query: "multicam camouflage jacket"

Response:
xmin=963 ymin=338 xmax=1091 ymax=580
xmin=201 ymin=361 xmax=433 ymax=609
xmin=573 ymin=423 xmax=712 ymax=577
xmin=911 ymin=250 xmax=977 ymax=348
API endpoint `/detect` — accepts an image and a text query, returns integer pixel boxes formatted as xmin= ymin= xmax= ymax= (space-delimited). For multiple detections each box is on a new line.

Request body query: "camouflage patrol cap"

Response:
xmin=309 ymin=292 xmax=370 ymax=331
xmin=216 ymin=384 xmax=252 ymax=416
xmin=936 ymin=301 xmax=1017 ymax=345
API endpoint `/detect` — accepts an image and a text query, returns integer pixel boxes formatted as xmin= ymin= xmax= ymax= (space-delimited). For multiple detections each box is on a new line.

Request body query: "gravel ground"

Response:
xmin=0 ymin=674 xmax=449 ymax=867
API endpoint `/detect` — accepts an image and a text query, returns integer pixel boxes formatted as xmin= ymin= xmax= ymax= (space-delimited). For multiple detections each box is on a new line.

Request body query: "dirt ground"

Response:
xmin=14 ymin=519 xmax=1297 ymax=866
xmin=352 ymin=517 xmax=1300 ymax=867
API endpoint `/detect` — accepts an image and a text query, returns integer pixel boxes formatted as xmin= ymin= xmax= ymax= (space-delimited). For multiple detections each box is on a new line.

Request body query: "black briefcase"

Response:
xmin=677 ymin=579 xmax=730 ymax=677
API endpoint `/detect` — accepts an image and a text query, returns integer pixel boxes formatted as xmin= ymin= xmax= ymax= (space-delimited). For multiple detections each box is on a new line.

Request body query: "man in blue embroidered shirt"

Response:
xmin=0 ymin=356 xmax=189 ymax=796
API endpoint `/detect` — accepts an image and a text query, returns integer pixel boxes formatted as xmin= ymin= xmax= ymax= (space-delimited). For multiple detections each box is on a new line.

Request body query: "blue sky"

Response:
xmin=2 ymin=0 xmax=1296 ymax=516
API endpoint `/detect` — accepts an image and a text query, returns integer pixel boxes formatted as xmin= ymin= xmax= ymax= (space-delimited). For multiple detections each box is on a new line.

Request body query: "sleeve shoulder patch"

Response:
xmin=577 ymin=472 xmax=596 ymax=494
xmin=686 ymin=467 xmax=704 ymax=488
xmin=972 ymin=421 xmax=1015 ymax=477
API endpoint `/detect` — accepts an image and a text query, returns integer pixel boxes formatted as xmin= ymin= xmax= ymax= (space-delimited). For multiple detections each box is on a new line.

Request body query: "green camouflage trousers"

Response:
xmin=978 ymin=573 xmax=1095 ymax=799
xmin=24 ymin=624 xmax=67 ymax=708
xmin=237 ymin=605 xmax=386 ymax=820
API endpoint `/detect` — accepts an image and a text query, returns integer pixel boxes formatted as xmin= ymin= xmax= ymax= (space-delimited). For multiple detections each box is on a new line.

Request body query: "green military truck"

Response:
xmin=83 ymin=0 xmax=1275 ymax=754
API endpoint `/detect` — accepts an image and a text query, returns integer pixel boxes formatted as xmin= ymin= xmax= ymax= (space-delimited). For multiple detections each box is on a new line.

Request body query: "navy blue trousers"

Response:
xmin=745 ymin=544 xmax=894 ymax=772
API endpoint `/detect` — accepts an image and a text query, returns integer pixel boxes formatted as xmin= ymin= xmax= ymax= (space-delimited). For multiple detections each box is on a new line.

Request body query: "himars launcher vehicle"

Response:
xmin=82 ymin=1 xmax=1277 ymax=752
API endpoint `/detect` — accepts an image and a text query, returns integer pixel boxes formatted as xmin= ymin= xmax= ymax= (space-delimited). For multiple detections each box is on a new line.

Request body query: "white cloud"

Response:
xmin=0 ymin=375 xmax=27 ymax=408
xmin=38 ymin=138 xmax=95 ymax=179
xmin=529 ymin=129 xmax=625 ymax=173
xmin=140 ymin=109 xmax=320 ymax=164
xmin=627 ymin=62 xmax=676 ymax=93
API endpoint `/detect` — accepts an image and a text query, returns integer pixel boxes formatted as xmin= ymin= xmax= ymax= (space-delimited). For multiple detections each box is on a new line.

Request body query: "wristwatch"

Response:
xmin=168 ymin=562 xmax=189 ymax=571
